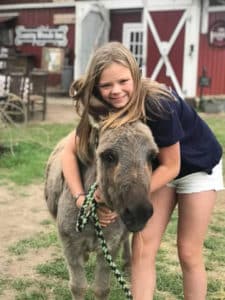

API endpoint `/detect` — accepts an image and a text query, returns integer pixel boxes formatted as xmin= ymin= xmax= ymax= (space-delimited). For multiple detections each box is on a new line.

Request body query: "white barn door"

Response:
xmin=120 ymin=0 xmax=200 ymax=98
xmin=75 ymin=3 xmax=110 ymax=78
xmin=142 ymin=0 xmax=201 ymax=97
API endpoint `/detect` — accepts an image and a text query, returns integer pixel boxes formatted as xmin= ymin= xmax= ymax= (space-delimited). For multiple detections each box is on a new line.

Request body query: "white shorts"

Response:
xmin=167 ymin=160 xmax=224 ymax=194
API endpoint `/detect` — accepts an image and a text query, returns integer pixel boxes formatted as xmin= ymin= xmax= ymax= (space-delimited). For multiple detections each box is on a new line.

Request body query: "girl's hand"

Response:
xmin=94 ymin=187 xmax=105 ymax=204
xmin=75 ymin=194 xmax=86 ymax=208
xmin=94 ymin=187 xmax=118 ymax=227
xmin=97 ymin=204 xmax=118 ymax=227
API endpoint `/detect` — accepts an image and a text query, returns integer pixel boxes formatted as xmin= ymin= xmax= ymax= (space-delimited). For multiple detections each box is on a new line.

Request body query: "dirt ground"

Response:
xmin=0 ymin=98 xmax=224 ymax=299
xmin=0 ymin=183 xmax=50 ymax=274
xmin=36 ymin=96 xmax=78 ymax=124
xmin=0 ymin=96 xmax=77 ymax=299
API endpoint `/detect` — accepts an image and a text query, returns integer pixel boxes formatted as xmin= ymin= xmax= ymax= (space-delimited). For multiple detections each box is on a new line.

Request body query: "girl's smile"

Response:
xmin=97 ymin=62 xmax=134 ymax=108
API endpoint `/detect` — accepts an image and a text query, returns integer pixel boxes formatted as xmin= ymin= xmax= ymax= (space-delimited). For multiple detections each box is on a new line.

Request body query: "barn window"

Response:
xmin=123 ymin=23 xmax=144 ymax=68
xmin=0 ymin=27 xmax=14 ymax=46
xmin=0 ymin=14 xmax=18 ymax=47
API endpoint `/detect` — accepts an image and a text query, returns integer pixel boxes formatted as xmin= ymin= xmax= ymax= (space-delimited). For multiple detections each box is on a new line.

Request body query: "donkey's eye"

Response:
xmin=147 ymin=151 xmax=159 ymax=170
xmin=100 ymin=150 xmax=118 ymax=164
xmin=147 ymin=151 xmax=156 ymax=164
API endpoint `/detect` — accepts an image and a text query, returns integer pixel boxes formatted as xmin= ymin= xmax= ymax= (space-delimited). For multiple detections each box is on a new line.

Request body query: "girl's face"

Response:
xmin=97 ymin=62 xmax=134 ymax=109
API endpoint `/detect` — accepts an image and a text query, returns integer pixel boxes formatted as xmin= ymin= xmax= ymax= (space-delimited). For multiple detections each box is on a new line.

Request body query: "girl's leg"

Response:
xmin=131 ymin=186 xmax=177 ymax=300
xmin=177 ymin=190 xmax=216 ymax=300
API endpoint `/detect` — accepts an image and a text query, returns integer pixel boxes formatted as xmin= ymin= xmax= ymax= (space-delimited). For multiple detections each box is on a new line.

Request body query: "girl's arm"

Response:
xmin=61 ymin=131 xmax=86 ymax=208
xmin=150 ymin=142 xmax=181 ymax=193
xmin=62 ymin=131 xmax=117 ymax=225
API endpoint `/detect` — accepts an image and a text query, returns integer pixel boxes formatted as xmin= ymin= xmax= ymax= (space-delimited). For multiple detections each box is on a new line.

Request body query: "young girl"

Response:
xmin=61 ymin=41 xmax=224 ymax=300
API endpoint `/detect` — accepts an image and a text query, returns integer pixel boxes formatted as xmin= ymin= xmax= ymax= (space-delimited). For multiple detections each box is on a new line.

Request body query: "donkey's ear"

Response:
xmin=88 ymin=114 xmax=100 ymax=130
xmin=89 ymin=95 xmax=110 ymax=121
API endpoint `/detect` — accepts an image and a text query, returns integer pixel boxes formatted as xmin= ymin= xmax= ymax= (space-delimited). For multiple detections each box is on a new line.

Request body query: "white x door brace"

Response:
xmin=144 ymin=8 xmax=189 ymax=97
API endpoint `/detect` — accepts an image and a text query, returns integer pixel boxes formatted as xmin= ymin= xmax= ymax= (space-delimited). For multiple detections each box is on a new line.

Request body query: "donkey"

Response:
xmin=44 ymin=120 xmax=158 ymax=300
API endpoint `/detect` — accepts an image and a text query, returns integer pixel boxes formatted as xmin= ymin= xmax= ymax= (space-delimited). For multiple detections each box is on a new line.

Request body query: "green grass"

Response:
xmin=8 ymin=231 xmax=59 ymax=255
xmin=36 ymin=253 xmax=130 ymax=300
xmin=4 ymin=214 xmax=224 ymax=300
xmin=0 ymin=115 xmax=224 ymax=186
xmin=36 ymin=257 xmax=69 ymax=280
xmin=1 ymin=277 xmax=72 ymax=299
xmin=0 ymin=115 xmax=225 ymax=299
xmin=0 ymin=123 xmax=74 ymax=185
xmin=201 ymin=114 xmax=225 ymax=146
xmin=201 ymin=114 xmax=225 ymax=178
xmin=11 ymin=279 xmax=33 ymax=292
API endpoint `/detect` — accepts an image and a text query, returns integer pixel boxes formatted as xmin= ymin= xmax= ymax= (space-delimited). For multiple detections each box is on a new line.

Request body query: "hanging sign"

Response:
xmin=208 ymin=20 xmax=225 ymax=48
xmin=54 ymin=14 xmax=75 ymax=25
xmin=15 ymin=25 xmax=68 ymax=47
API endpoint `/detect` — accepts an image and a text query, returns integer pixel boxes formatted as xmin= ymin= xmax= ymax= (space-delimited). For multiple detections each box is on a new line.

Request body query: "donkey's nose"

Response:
xmin=121 ymin=203 xmax=153 ymax=233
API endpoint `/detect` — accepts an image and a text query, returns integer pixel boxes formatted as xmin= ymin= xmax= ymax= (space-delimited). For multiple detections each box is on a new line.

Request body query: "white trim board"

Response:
xmin=0 ymin=0 xmax=195 ymax=11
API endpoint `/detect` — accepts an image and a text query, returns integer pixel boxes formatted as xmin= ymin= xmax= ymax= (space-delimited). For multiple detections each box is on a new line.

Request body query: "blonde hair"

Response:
xmin=70 ymin=41 xmax=172 ymax=164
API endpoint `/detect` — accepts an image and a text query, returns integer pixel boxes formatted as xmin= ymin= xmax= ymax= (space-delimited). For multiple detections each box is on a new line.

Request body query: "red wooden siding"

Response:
xmin=110 ymin=9 xmax=142 ymax=41
xmin=197 ymin=12 xmax=225 ymax=96
xmin=146 ymin=11 xmax=184 ymax=90
xmin=15 ymin=7 xmax=75 ymax=86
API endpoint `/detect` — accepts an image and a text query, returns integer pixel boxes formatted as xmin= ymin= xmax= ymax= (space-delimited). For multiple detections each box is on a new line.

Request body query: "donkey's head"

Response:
xmin=96 ymin=121 xmax=158 ymax=233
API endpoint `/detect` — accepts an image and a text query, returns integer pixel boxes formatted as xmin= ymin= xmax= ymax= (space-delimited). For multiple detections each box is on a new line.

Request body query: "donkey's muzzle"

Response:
xmin=121 ymin=202 xmax=153 ymax=233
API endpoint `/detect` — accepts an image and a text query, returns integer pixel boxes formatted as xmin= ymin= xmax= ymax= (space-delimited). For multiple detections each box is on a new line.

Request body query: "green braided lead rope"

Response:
xmin=92 ymin=213 xmax=132 ymax=299
xmin=76 ymin=182 xmax=98 ymax=232
xmin=76 ymin=182 xmax=133 ymax=300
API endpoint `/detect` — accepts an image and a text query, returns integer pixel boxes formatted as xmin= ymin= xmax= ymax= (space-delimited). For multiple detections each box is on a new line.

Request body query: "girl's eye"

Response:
xmin=120 ymin=79 xmax=128 ymax=84
xmin=98 ymin=83 xmax=111 ymax=89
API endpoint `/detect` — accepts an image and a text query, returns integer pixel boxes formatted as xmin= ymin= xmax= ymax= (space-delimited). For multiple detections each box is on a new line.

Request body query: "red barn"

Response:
xmin=0 ymin=0 xmax=224 ymax=99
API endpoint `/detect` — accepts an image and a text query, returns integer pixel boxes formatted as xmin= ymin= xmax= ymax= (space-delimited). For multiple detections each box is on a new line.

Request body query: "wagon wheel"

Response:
xmin=0 ymin=93 xmax=27 ymax=126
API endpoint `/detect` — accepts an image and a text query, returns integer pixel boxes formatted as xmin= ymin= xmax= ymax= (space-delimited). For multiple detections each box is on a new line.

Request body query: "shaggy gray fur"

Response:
xmin=44 ymin=120 xmax=158 ymax=300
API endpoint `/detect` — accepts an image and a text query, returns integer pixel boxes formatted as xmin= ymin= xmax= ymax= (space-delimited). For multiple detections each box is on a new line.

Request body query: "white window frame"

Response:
xmin=122 ymin=23 xmax=144 ymax=71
